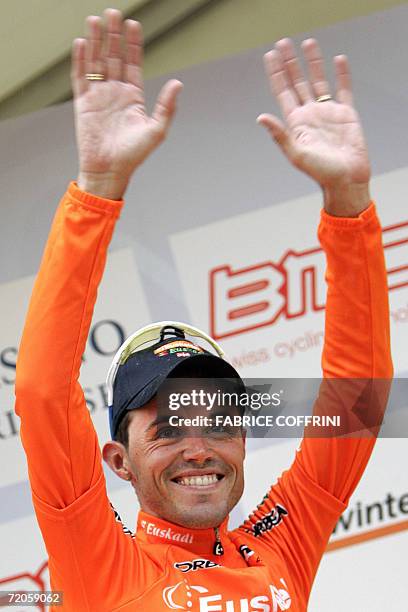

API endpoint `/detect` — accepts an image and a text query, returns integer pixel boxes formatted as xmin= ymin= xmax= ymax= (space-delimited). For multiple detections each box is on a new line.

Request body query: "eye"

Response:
xmin=206 ymin=424 xmax=237 ymax=437
xmin=156 ymin=426 xmax=181 ymax=440
xmin=209 ymin=425 xmax=227 ymax=433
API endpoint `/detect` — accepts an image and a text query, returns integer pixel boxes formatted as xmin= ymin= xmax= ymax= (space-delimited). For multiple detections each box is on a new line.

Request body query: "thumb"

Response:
xmin=151 ymin=79 xmax=184 ymax=134
xmin=257 ymin=113 xmax=290 ymax=151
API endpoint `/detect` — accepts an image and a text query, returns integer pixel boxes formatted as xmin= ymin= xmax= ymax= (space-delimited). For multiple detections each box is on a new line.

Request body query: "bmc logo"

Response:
xmin=209 ymin=220 xmax=408 ymax=339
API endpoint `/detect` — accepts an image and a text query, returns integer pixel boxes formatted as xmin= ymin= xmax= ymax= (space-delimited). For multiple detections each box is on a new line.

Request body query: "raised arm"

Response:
xmin=15 ymin=8 xmax=182 ymax=508
xmin=237 ymin=39 xmax=392 ymax=605
xmin=257 ymin=38 xmax=393 ymax=492
xmin=14 ymin=12 xmax=183 ymax=607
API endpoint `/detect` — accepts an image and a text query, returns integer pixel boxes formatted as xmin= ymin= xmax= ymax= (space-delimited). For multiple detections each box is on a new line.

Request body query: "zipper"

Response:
xmin=213 ymin=527 xmax=224 ymax=556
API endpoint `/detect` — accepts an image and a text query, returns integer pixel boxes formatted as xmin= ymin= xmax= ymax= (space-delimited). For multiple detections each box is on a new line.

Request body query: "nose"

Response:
xmin=181 ymin=435 xmax=214 ymax=463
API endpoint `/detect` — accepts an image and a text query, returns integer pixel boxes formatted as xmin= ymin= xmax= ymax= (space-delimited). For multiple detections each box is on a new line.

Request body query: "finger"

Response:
xmin=334 ymin=55 xmax=354 ymax=106
xmin=103 ymin=8 xmax=124 ymax=81
xmin=71 ymin=38 xmax=88 ymax=97
xmin=151 ymin=80 xmax=184 ymax=134
xmin=85 ymin=16 xmax=104 ymax=76
xmin=257 ymin=113 xmax=290 ymax=151
xmin=275 ymin=38 xmax=313 ymax=104
xmin=301 ymin=38 xmax=331 ymax=99
xmin=263 ymin=50 xmax=298 ymax=119
xmin=124 ymin=19 xmax=144 ymax=95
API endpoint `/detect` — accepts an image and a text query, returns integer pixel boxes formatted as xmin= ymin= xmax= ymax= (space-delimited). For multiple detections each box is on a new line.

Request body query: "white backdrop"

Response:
xmin=1 ymin=4 xmax=408 ymax=610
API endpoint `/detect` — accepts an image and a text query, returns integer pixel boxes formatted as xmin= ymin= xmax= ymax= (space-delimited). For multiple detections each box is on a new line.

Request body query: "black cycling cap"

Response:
xmin=109 ymin=325 xmax=243 ymax=439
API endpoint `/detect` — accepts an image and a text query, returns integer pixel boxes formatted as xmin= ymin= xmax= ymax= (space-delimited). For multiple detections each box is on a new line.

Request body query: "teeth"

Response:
xmin=177 ymin=474 xmax=219 ymax=486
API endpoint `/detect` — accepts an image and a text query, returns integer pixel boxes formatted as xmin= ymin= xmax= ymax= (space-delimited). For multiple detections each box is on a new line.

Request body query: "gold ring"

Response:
xmin=316 ymin=94 xmax=333 ymax=103
xmin=85 ymin=73 xmax=105 ymax=81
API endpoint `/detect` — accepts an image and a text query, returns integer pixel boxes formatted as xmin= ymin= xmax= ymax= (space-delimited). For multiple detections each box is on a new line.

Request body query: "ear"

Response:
xmin=102 ymin=441 xmax=134 ymax=482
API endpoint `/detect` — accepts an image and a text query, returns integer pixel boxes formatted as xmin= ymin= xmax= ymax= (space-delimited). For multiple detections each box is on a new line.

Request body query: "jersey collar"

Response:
xmin=136 ymin=510 xmax=231 ymax=555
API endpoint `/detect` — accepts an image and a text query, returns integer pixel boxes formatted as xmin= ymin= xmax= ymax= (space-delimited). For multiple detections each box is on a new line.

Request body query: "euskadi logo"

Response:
xmin=209 ymin=220 xmax=408 ymax=339
xmin=162 ymin=578 xmax=292 ymax=611
xmin=141 ymin=520 xmax=194 ymax=544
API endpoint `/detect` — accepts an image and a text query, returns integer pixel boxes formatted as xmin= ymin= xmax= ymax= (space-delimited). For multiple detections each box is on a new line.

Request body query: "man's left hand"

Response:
xmin=258 ymin=38 xmax=370 ymax=217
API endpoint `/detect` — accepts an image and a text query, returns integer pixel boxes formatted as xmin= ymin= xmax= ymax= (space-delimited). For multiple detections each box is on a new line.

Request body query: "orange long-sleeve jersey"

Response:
xmin=15 ymin=182 xmax=393 ymax=611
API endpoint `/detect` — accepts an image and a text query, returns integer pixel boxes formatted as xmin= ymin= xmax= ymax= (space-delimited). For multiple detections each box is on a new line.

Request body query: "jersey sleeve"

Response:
xmin=299 ymin=202 xmax=393 ymax=499
xmin=14 ymin=184 xmax=149 ymax=609
xmin=235 ymin=202 xmax=393 ymax=605
xmin=15 ymin=182 xmax=123 ymax=507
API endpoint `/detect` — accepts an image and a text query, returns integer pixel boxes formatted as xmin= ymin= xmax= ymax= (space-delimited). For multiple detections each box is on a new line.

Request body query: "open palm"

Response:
xmin=258 ymin=39 xmax=370 ymax=188
xmin=72 ymin=9 xmax=182 ymax=192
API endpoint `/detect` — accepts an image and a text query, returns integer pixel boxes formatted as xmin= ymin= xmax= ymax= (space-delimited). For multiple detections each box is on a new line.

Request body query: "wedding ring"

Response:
xmin=85 ymin=73 xmax=105 ymax=81
xmin=316 ymin=94 xmax=333 ymax=103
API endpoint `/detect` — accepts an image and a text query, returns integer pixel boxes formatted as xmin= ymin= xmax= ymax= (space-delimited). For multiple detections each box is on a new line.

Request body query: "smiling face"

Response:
xmin=103 ymin=398 xmax=246 ymax=529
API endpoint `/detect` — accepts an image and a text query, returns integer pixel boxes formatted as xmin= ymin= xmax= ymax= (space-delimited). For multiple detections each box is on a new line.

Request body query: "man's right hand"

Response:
xmin=72 ymin=8 xmax=183 ymax=200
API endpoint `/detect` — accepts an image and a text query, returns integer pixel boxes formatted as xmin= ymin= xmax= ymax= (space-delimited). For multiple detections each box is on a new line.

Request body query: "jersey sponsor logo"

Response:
xmin=209 ymin=219 xmax=408 ymax=339
xmin=174 ymin=559 xmax=220 ymax=573
xmin=162 ymin=578 xmax=292 ymax=611
xmin=163 ymin=581 xmax=209 ymax=609
xmin=141 ymin=520 xmax=194 ymax=544
xmin=245 ymin=504 xmax=288 ymax=538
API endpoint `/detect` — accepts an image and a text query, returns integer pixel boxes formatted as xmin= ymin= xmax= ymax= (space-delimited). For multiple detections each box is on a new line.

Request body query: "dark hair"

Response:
xmin=115 ymin=412 xmax=131 ymax=448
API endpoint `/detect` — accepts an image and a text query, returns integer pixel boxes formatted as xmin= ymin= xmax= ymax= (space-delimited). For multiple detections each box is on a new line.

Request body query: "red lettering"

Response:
xmin=383 ymin=221 xmax=408 ymax=291
xmin=209 ymin=219 xmax=408 ymax=339
xmin=209 ymin=263 xmax=285 ymax=340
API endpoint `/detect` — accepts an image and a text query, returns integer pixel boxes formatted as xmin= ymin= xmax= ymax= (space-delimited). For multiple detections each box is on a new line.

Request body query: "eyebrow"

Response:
xmin=145 ymin=415 xmax=171 ymax=434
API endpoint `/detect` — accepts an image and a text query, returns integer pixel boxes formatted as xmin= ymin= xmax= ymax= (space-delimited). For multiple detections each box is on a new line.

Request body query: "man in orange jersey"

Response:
xmin=15 ymin=8 xmax=392 ymax=611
